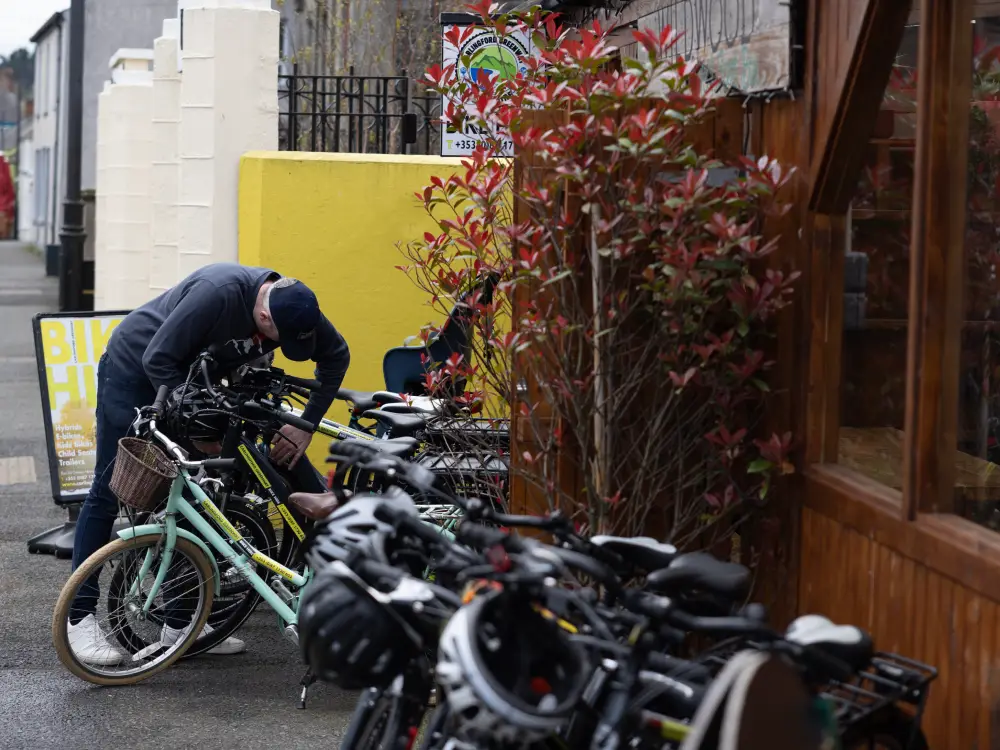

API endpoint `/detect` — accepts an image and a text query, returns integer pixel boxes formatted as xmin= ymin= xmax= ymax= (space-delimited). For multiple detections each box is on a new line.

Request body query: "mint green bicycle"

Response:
xmin=52 ymin=385 xmax=317 ymax=686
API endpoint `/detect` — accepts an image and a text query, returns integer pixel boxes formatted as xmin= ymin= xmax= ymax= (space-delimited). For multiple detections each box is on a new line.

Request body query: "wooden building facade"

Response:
xmin=505 ymin=0 xmax=1000 ymax=744
xmin=686 ymin=0 xmax=1000 ymax=744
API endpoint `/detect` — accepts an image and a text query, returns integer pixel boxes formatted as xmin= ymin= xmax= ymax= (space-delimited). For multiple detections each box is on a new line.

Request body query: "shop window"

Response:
xmin=837 ymin=24 xmax=919 ymax=488
xmin=956 ymin=15 xmax=1000 ymax=530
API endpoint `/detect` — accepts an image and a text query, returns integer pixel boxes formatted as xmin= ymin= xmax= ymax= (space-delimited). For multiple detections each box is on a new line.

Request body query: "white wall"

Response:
xmin=93 ymin=1 xmax=278 ymax=303
xmin=30 ymin=14 xmax=70 ymax=247
xmin=150 ymin=20 xmax=182 ymax=292
xmin=177 ymin=0 xmax=279 ymax=275
xmin=93 ymin=52 xmax=154 ymax=309
xmin=16 ymin=131 xmax=35 ymax=245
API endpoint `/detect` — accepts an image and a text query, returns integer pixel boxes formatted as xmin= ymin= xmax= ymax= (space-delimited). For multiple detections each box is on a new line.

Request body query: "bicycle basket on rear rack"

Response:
xmin=109 ymin=437 xmax=179 ymax=513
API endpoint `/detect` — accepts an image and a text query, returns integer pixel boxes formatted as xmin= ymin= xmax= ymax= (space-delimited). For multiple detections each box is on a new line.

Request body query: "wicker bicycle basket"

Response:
xmin=109 ymin=437 xmax=179 ymax=512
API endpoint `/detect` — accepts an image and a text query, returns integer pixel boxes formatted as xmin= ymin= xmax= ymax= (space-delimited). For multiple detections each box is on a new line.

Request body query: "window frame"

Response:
xmin=807 ymin=0 xmax=977 ymax=522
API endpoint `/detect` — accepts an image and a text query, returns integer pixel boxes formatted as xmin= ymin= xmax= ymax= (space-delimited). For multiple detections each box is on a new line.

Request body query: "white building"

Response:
xmin=25 ymin=11 xmax=70 ymax=249
xmin=15 ymin=110 xmax=34 ymax=244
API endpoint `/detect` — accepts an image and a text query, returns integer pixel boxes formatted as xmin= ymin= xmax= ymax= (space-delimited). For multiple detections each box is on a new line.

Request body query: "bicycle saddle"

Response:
xmin=379 ymin=397 xmax=449 ymax=416
xmin=336 ymin=389 xmax=405 ymax=413
xmin=784 ymin=615 xmax=874 ymax=674
xmin=287 ymin=491 xmax=340 ymax=521
xmin=362 ymin=409 xmax=427 ymax=438
xmin=646 ymin=552 xmax=751 ymax=600
xmin=370 ymin=436 xmax=420 ymax=459
xmin=591 ymin=535 xmax=677 ymax=572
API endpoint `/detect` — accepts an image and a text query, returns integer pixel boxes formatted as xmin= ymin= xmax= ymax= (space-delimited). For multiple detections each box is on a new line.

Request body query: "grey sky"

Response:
xmin=0 ymin=0 xmax=69 ymax=57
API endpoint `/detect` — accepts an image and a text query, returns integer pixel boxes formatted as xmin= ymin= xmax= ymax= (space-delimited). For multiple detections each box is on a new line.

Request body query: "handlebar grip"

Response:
xmin=152 ymin=385 xmax=169 ymax=417
xmin=202 ymin=458 xmax=238 ymax=471
xmin=276 ymin=410 xmax=316 ymax=432
xmin=288 ymin=384 xmax=311 ymax=398
xmin=285 ymin=374 xmax=322 ymax=391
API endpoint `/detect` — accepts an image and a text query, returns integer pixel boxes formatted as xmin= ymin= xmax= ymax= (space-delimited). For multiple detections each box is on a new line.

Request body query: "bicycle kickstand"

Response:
xmin=298 ymin=668 xmax=317 ymax=710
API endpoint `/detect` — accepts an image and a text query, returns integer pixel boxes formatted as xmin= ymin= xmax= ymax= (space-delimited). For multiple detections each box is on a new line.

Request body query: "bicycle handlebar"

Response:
xmin=242 ymin=400 xmax=316 ymax=432
xmin=284 ymin=373 xmax=323 ymax=391
xmin=152 ymin=385 xmax=169 ymax=418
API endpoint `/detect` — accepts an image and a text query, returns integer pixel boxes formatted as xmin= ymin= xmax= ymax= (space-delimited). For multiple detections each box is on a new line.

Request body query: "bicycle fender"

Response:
xmin=116 ymin=524 xmax=222 ymax=596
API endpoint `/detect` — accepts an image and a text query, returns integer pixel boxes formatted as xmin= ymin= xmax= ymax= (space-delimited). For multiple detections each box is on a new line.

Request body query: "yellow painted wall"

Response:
xmin=239 ymin=151 xmax=459 ymax=469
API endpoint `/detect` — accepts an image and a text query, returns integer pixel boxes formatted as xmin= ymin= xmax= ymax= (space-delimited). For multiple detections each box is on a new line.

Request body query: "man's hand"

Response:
xmin=270 ymin=424 xmax=313 ymax=468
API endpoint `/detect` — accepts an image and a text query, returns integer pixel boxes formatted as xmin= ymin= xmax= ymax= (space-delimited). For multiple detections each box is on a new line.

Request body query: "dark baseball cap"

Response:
xmin=268 ymin=279 xmax=320 ymax=361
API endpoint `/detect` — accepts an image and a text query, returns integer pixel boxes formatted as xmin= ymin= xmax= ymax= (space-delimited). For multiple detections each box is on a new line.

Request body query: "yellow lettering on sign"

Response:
xmin=41 ymin=321 xmax=72 ymax=365
xmin=90 ymin=318 xmax=120 ymax=360
xmin=48 ymin=365 xmax=81 ymax=411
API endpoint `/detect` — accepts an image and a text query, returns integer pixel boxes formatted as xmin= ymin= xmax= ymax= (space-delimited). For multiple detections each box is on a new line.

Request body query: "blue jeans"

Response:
xmin=70 ymin=353 xmax=196 ymax=628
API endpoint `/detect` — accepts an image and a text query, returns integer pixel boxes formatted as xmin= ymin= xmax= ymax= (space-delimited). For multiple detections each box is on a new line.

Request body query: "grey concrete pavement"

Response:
xmin=0 ymin=242 xmax=356 ymax=749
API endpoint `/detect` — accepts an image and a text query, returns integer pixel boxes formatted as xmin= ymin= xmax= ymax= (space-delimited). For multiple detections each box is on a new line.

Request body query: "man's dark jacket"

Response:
xmin=106 ymin=263 xmax=349 ymax=426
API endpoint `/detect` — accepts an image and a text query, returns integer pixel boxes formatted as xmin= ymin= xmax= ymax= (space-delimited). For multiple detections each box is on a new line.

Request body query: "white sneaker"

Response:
xmin=132 ymin=621 xmax=246 ymax=661
xmin=67 ymin=614 xmax=126 ymax=666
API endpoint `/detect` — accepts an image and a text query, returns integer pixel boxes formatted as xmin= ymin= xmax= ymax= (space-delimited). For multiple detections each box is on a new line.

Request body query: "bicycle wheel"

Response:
xmin=53 ymin=535 xmax=214 ymax=686
xmin=181 ymin=497 xmax=276 ymax=656
xmin=350 ymin=692 xmax=402 ymax=750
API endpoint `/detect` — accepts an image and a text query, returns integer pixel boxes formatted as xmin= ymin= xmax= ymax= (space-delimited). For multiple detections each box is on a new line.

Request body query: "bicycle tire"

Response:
xmin=118 ymin=498 xmax=277 ymax=657
xmin=840 ymin=706 xmax=930 ymax=750
xmin=350 ymin=692 xmax=402 ymax=750
xmin=52 ymin=535 xmax=214 ymax=686
xmin=181 ymin=497 xmax=276 ymax=656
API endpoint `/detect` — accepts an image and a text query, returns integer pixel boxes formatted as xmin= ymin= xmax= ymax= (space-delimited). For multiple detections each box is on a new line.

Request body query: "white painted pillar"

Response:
xmin=94 ymin=80 xmax=111 ymax=309
xmin=150 ymin=20 xmax=182 ymax=294
xmin=93 ymin=50 xmax=154 ymax=310
xmin=177 ymin=0 xmax=279 ymax=276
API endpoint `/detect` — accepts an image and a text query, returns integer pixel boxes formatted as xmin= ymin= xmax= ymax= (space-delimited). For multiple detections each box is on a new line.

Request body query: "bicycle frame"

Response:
xmin=119 ymin=467 xmax=308 ymax=629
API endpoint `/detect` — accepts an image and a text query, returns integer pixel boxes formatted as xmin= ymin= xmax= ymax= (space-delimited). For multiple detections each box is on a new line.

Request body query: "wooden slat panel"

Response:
xmin=979 ymin=600 xmax=997 ymax=750
xmin=801 ymin=504 xmax=1000 ymax=747
xmin=960 ymin=588 xmax=981 ymax=750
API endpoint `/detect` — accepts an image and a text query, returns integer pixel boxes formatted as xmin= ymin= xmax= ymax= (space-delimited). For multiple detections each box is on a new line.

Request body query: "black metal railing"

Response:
xmin=278 ymin=66 xmax=442 ymax=156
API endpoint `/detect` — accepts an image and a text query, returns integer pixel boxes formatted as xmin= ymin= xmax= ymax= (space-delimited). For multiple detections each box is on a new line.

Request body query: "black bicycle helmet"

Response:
xmin=436 ymin=587 xmax=590 ymax=744
xmin=304 ymin=489 xmax=419 ymax=571
xmin=162 ymin=384 xmax=230 ymax=447
xmin=298 ymin=568 xmax=414 ymax=689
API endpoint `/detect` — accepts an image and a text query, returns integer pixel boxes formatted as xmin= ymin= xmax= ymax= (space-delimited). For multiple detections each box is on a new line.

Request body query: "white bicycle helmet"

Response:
xmin=436 ymin=588 xmax=589 ymax=745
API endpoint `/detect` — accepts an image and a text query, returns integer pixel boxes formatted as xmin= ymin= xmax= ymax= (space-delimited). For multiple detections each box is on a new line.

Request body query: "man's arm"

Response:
xmin=141 ymin=281 xmax=228 ymax=390
xmin=300 ymin=315 xmax=351 ymax=426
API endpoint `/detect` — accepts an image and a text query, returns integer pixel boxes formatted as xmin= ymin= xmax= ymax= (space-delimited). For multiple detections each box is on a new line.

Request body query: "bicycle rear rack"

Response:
xmin=693 ymin=639 xmax=937 ymax=736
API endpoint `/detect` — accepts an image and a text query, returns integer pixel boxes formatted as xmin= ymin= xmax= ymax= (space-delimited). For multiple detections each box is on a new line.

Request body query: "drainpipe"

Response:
xmin=59 ymin=0 xmax=85 ymax=311
xmin=13 ymin=83 xmax=20 ymax=239
xmin=51 ymin=16 xmax=65 ymax=246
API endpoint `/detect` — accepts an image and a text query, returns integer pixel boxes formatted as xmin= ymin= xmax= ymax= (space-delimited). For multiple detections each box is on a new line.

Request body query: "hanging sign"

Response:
xmin=33 ymin=311 xmax=129 ymax=505
xmin=440 ymin=12 xmax=532 ymax=158
xmin=632 ymin=0 xmax=793 ymax=95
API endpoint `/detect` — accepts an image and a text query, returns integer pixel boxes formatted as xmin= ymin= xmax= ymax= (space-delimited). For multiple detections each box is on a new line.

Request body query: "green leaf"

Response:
xmin=747 ymin=459 xmax=773 ymax=474
xmin=751 ymin=378 xmax=771 ymax=392
xmin=737 ymin=320 xmax=750 ymax=337
xmin=542 ymin=269 xmax=574 ymax=286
